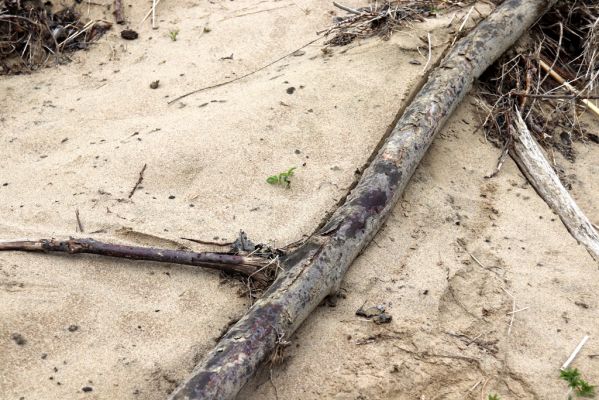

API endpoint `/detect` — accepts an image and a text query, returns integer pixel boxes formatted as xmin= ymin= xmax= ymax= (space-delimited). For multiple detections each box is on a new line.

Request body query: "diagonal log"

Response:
xmin=0 ymin=238 xmax=273 ymax=282
xmin=511 ymin=109 xmax=599 ymax=262
xmin=168 ymin=1 xmax=558 ymax=399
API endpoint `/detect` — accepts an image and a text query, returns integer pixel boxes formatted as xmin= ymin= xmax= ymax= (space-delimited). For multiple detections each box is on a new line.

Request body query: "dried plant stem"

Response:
xmin=539 ymin=59 xmax=599 ymax=117
xmin=561 ymin=335 xmax=590 ymax=370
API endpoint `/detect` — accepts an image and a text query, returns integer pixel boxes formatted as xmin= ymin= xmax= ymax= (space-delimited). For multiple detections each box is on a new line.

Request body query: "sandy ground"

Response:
xmin=1 ymin=1 xmax=598 ymax=399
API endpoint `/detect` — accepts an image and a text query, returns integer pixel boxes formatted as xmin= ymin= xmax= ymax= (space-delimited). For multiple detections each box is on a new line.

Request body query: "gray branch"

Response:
xmin=169 ymin=0 xmax=559 ymax=399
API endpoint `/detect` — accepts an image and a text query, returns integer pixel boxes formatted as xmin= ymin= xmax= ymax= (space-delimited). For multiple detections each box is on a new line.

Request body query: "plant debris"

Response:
xmin=319 ymin=0 xmax=446 ymax=47
xmin=0 ymin=0 xmax=111 ymax=74
xmin=478 ymin=0 xmax=599 ymax=163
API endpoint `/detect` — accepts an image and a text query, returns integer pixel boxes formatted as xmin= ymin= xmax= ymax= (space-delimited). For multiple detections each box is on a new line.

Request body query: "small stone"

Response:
xmin=121 ymin=29 xmax=139 ymax=40
xmin=286 ymin=87 xmax=296 ymax=94
xmin=82 ymin=386 xmax=93 ymax=393
xmin=168 ymin=195 xmax=175 ymax=199
xmin=68 ymin=324 xmax=79 ymax=332
xmin=149 ymin=80 xmax=160 ymax=89
xmin=294 ymin=149 xmax=301 ymax=154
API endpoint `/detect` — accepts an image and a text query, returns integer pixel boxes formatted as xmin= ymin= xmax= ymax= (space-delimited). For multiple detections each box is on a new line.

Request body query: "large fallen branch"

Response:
xmin=511 ymin=109 xmax=599 ymax=262
xmin=167 ymin=1 xmax=557 ymax=399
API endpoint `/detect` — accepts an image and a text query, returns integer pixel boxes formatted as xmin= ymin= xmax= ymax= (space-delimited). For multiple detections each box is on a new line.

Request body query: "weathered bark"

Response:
xmin=0 ymin=238 xmax=272 ymax=282
xmin=511 ymin=109 xmax=599 ymax=262
xmin=168 ymin=1 xmax=558 ymax=399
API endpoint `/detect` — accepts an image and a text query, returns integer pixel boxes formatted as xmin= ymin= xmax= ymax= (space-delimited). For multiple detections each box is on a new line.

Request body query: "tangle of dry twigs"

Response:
xmin=0 ymin=0 xmax=111 ymax=74
xmin=477 ymin=0 xmax=598 ymax=168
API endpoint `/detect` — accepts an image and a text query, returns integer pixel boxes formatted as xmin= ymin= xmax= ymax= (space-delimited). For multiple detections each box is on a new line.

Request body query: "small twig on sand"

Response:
xmin=333 ymin=2 xmax=362 ymax=15
xmin=466 ymin=379 xmax=482 ymax=394
xmin=484 ymin=141 xmax=510 ymax=179
xmin=181 ymin=237 xmax=235 ymax=247
xmin=501 ymin=287 xmax=516 ymax=335
xmin=168 ymin=37 xmax=322 ymax=104
xmin=128 ymin=163 xmax=147 ymax=199
xmin=137 ymin=0 xmax=162 ymax=28
xmin=151 ymin=0 xmax=157 ymax=29
xmin=219 ymin=5 xmax=292 ymax=22
xmin=479 ymin=377 xmax=490 ymax=400
xmin=113 ymin=0 xmax=124 ymax=24
xmin=0 ymin=238 xmax=273 ymax=282
xmin=507 ymin=306 xmax=529 ymax=315
xmin=75 ymin=209 xmax=84 ymax=233
xmin=451 ymin=5 xmax=475 ymax=46
xmin=561 ymin=335 xmax=590 ymax=370
xmin=422 ymin=32 xmax=432 ymax=73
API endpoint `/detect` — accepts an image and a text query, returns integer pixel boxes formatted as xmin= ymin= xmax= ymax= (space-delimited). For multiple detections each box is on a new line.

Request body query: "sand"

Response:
xmin=1 ymin=1 xmax=598 ymax=399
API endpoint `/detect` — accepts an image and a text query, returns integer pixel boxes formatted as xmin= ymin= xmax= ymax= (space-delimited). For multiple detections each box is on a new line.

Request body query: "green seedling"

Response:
xmin=267 ymin=167 xmax=296 ymax=188
xmin=169 ymin=29 xmax=179 ymax=41
xmin=488 ymin=395 xmax=501 ymax=400
xmin=561 ymin=368 xmax=596 ymax=398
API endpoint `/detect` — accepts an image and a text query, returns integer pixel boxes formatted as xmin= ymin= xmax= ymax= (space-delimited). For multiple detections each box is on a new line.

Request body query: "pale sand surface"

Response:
xmin=1 ymin=1 xmax=598 ymax=399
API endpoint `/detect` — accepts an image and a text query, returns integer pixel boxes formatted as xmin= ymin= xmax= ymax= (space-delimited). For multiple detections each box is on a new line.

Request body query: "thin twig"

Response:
xmin=137 ymin=0 xmax=162 ymax=28
xmin=451 ymin=5 xmax=474 ymax=46
xmin=561 ymin=335 xmax=590 ymax=370
xmin=333 ymin=2 xmax=362 ymax=15
xmin=422 ymin=32 xmax=432 ymax=73
xmin=539 ymin=59 xmax=599 ymax=117
xmin=180 ymin=237 xmax=234 ymax=247
xmin=168 ymin=37 xmax=322 ymax=104
xmin=511 ymin=92 xmax=599 ymax=100
xmin=128 ymin=163 xmax=147 ymax=199
xmin=506 ymin=306 xmax=529 ymax=315
xmin=75 ymin=209 xmax=84 ymax=233
xmin=501 ymin=287 xmax=516 ymax=335
xmin=151 ymin=0 xmax=157 ymax=29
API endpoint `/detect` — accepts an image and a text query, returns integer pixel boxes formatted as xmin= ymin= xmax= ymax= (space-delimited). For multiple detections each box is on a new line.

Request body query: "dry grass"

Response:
xmin=319 ymin=0 xmax=461 ymax=46
xmin=477 ymin=0 xmax=599 ymax=164
xmin=0 ymin=0 xmax=111 ymax=74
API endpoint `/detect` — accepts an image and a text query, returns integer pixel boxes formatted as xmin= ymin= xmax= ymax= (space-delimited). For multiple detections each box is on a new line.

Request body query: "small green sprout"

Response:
xmin=488 ymin=395 xmax=500 ymax=400
xmin=560 ymin=368 xmax=596 ymax=398
xmin=169 ymin=29 xmax=179 ymax=41
xmin=267 ymin=167 xmax=296 ymax=188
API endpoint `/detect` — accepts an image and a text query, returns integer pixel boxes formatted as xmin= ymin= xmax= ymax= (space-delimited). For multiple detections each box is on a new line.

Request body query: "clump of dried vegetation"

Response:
xmin=0 ymin=0 xmax=111 ymax=74
xmin=478 ymin=0 xmax=599 ymax=164
xmin=319 ymin=0 xmax=458 ymax=46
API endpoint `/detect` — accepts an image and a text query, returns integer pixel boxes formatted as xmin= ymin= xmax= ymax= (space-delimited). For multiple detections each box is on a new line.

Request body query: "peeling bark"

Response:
xmin=168 ymin=1 xmax=558 ymax=399
xmin=511 ymin=109 xmax=599 ymax=262
xmin=0 ymin=238 xmax=273 ymax=282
